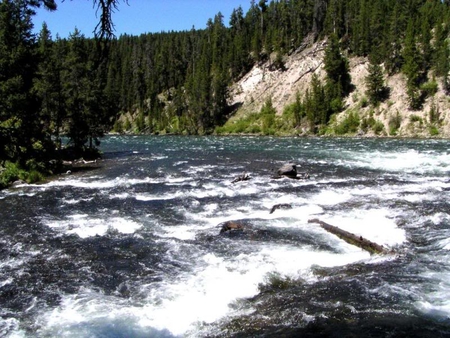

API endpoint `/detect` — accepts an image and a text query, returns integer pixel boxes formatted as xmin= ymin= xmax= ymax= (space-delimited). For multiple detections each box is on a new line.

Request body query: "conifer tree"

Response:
xmin=304 ymin=74 xmax=327 ymax=130
xmin=402 ymin=19 xmax=424 ymax=109
xmin=385 ymin=1 xmax=405 ymax=74
xmin=324 ymin=33 xmax=351 ymax=105
xmin=261 ymin=97 xmax=276 ymax=135
xmin=0 ymin=0 xmax=49 ymax=165
xmin=365 ymin=59 xmax=387 ymax=105
xmin=34 ymin=23 xmax=66 ymax=149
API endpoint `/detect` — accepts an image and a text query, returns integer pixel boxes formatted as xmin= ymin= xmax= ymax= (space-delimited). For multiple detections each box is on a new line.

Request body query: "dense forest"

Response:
xmin=2 ymin=0 xmax=450 ymax=186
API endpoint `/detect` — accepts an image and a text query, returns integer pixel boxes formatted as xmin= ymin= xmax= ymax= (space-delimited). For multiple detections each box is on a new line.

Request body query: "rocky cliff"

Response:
xmin=228 ymin=40 xmax=450 ymax=138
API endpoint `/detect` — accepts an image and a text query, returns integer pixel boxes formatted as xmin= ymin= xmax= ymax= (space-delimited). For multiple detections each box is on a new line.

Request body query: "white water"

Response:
xmin=33 ymin=176 xmax=410 ymax=337
xmin=2 ymin=137 xmax=450 ymax=337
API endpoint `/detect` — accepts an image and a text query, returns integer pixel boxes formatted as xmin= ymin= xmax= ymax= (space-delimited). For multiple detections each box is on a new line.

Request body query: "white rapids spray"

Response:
xmin=1 ymin=136 xmax=450 ymax=337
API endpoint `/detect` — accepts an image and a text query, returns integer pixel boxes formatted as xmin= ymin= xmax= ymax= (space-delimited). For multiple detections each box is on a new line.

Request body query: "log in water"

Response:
xmin=308 ymin=218 xmax=388 ymax=254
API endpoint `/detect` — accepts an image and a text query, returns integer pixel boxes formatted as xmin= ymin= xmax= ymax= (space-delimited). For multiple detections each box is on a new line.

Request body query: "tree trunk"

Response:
xmin=308 ymin=218 xmax=388 ymax=255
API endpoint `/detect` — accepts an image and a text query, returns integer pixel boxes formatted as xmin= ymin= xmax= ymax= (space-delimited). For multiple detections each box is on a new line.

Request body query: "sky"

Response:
xmin=33 ymin=0 xmax=252 ymax=38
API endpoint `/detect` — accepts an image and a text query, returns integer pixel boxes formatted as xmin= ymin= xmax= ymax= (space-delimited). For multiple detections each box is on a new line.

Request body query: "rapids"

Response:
xmin=1 ymin=136 xmax=450 ymax=337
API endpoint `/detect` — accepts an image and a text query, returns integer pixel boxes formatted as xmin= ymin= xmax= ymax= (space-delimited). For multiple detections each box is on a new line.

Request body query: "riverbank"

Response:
xmin=0 ymin=147 xmax=102 ymax=190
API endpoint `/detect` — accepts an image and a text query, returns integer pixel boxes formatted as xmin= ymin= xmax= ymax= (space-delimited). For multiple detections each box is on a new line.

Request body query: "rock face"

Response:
xmin=276 ymin=163 xmax=297 ymax=179
xmin=228 ymin=38 xmax=450 ymax=138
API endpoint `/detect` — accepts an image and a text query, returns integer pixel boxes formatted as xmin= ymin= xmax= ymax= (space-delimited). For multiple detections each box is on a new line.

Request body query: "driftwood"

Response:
xmin=308 ymin=218 xmax=387 ymax=255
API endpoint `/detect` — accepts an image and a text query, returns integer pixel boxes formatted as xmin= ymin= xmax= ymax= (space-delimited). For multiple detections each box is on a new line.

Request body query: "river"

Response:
xmin=1 ymin=136 xmax=450 ymax=337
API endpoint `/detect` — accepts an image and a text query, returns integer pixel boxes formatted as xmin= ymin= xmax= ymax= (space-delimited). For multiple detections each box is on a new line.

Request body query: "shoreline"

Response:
xmin=107 ymin=131 xmax=450 ymax=140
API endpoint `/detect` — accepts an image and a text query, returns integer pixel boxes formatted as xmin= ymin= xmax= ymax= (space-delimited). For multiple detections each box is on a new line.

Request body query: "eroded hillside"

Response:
xmin=228 ymin=40 xmax=450 ymax=138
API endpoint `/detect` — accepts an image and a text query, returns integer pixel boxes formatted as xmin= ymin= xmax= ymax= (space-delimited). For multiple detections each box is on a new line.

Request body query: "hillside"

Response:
xmin=227 ymin=40 xmax=450 ymax=138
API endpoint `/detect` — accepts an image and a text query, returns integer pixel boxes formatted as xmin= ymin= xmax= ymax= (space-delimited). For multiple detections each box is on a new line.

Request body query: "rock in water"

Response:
xmin=231 ymin=172 xmax=251 ymax=184
xmin=219 ymin=221 xmax=244 ymax=234
xmin=270 ymin=203 xmax=293 ymax=214
xmin=276 ymin=163 xmax=297 ymax=179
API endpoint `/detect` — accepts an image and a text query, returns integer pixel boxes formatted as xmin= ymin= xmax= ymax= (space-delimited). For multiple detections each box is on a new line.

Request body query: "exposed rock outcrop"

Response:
xmin=228 ymin=39 xmax=450 ymax=138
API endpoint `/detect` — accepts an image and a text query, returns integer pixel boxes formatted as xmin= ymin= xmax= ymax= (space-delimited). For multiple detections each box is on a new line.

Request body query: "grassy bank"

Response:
xmin=0 ymin=161 xmax=45 ymax=189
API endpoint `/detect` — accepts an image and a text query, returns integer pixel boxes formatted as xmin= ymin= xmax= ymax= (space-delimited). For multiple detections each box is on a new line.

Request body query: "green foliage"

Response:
xmin=282 ymin=92 xmax=304 ymax=129
xmin=429 ymin=125 xmax=439 ymax=136
xmin=113 ymin=119 xmax=123 ymax=133
xmin=324 ymin=33 xmax=352 ymax=97
xmin=359 ymin=96 xmax=369 ymax=108
xmin=135 ymin=110 xmax=146 ymax=132
xmin=409 ymin=114 xmax=423 ymax=123
xmin=429 ymin=101 xmax=440 ymax=125
xmin=402 ymin=20 xmax=426 ymax=110
xmin=124 ymin=118 xmax=132 ymax=131
xmin=334 ymin=111 xmax=360 ymax=135
xmin=0 ymin=161 xmax=45 ymax=189
xmin=215 ymin=113 xmax=261 ymax=135
xmin=388 ymin=111 xmax=402 ymax=136
xmin=361 ymin=111 xmax=384 ymax=135
xmin=365 ymin=60 xmax=388 ymax=105
xmin=0 ymin=162 xmax=23 ymax=189
xmin=261 ymin=97 xmax=276 ymax=135
xmin=420 ymin=80 xmax=438 ymax=99
xmin=304 ymin=74 xmax=329 ymax=131
xmin=372 ymin=120 xmax=385 ymax=135
xmin=361 ymin=113 xmax=376 ymax=133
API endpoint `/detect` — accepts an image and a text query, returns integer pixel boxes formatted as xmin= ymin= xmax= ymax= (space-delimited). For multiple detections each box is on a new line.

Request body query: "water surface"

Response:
xmin=1 ymin=136 xmax=450 ymax=337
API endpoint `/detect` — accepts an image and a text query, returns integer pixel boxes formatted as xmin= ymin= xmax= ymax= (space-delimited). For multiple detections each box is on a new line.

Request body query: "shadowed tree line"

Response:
xmin=2 ymin=0 xmax=450 ymax=185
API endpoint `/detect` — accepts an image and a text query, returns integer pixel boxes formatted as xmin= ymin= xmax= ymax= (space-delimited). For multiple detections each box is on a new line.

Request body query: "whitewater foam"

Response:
xmin=43 ymin=215 xmax=142 ymax=238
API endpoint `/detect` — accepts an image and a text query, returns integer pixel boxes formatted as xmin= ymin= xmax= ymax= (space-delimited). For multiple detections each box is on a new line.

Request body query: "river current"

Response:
xmin=1 ymin=136 xmax=450 ymax=337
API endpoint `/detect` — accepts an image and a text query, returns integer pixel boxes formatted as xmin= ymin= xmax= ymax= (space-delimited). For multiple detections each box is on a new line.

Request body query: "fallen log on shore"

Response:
xmin=308 ymin=218 xmax=388 ymax=255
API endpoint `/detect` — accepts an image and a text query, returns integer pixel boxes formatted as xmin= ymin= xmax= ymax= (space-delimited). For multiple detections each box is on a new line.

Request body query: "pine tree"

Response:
xmin=304 ymin=74 xmax=327 ymax=130
xmin=402 ymin=19 xmax=424 ymax=109
xmin=385 ymin=1 xmax=406 ymax=74
xmin=0 ymin=0 xmax=50 ymax=165
xmin=62 ymin=29 xmax=90 ymax=153
xmin=261 ymin=97 xmax=276 ymax=135
xmin=324 ymin=33 xmax=351 ymax=100
xmin=34 ymin=23 xmax=66 ymax=149
xmin=365 ymin=59 xmax=387 ymax=105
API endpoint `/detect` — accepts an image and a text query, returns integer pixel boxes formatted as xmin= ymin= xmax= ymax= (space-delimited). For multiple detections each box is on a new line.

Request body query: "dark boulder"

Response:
xmin=277 ymin=163 xmax=297 ymax=178
xmin=219 ymin=221 xmax=245 ymax=234
xmin=273 ymin=163 xmax=310 ymax=180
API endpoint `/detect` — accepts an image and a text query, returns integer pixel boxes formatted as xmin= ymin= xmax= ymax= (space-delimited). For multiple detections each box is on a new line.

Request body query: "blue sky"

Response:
xmin=33 ymin=0 xmax=252 ymax=38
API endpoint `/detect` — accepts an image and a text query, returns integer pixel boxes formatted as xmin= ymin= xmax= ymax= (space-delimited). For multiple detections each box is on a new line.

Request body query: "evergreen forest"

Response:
xmin=2 ymin=0 xmax=450 ymax=187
